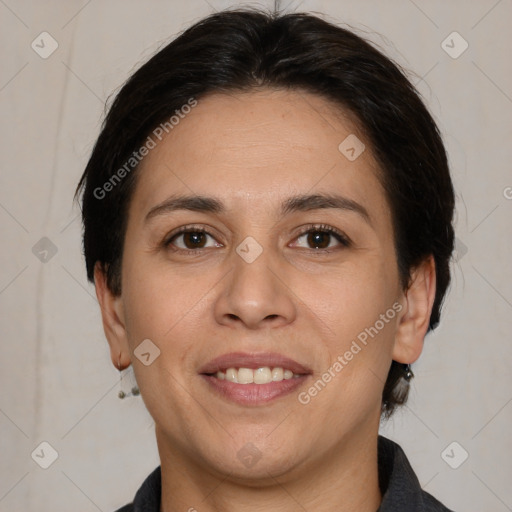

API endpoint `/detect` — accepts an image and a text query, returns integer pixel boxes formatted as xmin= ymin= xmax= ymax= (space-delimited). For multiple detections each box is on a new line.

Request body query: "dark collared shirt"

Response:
xmin=115 ymin=436 xmax=454 ymax=512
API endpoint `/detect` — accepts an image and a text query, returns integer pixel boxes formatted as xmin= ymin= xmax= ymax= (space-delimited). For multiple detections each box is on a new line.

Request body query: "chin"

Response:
xmin=192 ymin=431 xmax=306 ymax=483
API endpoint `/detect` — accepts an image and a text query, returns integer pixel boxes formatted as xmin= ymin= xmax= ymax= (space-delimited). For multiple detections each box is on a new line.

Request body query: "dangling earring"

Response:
xmin=117 ymin=354 xmax=140 ymax=399
xmin=403 ymin=363 xmax=414 ymax=381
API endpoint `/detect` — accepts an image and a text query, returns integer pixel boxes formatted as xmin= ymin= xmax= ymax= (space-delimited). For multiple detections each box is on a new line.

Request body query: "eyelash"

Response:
xmin=163 ymin=223 xmax=351 ymax=255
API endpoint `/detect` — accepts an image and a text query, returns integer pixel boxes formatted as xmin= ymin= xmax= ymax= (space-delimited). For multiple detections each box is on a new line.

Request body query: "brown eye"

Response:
xmin=182 ymin=232 xmax=207 ymax=249
xmin=293 ymin=226 xmax=350 ymax=250
xmin=167 ymin=230 xmax=221 ymax=251
xmin=306 ymin=231 xmax=331 ymax=249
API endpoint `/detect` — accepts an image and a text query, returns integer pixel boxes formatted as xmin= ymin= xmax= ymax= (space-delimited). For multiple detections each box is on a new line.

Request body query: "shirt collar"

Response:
xmin=377 ymin=436 xmax=453 ymax=511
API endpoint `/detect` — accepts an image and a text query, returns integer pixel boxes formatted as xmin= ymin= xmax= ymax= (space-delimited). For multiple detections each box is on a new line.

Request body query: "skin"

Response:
xmin=95 ymin=88 xmax=436 ymax=512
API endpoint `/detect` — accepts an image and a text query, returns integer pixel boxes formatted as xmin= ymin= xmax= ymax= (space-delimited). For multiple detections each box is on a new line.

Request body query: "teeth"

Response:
xmin=215 ymin=367 xmax=301 ymax=384
xmin=254 ymin=367 xmax=272 ymax=384
xmin=225 ymin=368 xmax=238 ymax=383
xmin=272 ymin=367 xmax=283 ymax=381
xmin=238 ymin=368 xmax=254 ymax=384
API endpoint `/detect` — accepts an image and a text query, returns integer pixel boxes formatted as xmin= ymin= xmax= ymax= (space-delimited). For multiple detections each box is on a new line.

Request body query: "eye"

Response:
xmin=165 ymin=227 xmax=222 ymax=251
xmin=163 ymin=224 xmax=349 ymax=253
xmin=292 ymin=224 xmax=350 ymax=250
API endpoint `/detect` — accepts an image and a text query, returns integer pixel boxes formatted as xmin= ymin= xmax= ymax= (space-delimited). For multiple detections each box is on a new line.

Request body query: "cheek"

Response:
xmin=301 ymin=260 xmax=397 ymax=340
xmin=293 ymin=273 xmax=399 ymax=432
xmin=293 ymin=259 xmax=399 ymax=399
xmin=119 ymin=258 xmax=210 ymax=420
xmin=120 ymin=247 xmax=210 ymax=342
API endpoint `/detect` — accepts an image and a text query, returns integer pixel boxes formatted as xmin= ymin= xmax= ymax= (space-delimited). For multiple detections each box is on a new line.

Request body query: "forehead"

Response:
xmin=131 ymin=88 xmax=389 ymax=222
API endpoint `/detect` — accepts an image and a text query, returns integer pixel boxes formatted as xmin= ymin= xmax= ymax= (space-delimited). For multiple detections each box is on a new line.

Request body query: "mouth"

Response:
xmin=199 ymin=352 xmax=311 ymax=405
xmin=211 ymin=366 xmax=301 ymax=383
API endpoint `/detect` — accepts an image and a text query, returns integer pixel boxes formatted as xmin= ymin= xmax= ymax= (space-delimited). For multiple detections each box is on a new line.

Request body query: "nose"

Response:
xmin=213 ymin=245 xmax=297 ymax=330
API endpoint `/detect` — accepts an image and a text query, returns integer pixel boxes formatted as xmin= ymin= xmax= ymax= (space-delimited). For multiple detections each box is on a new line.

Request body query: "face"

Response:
xmin=101 ymin=88 xmax=426 ymax=482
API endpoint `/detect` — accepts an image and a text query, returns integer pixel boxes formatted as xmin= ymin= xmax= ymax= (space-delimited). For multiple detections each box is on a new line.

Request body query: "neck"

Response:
xmin=156 ymin=422 xmax=382 ymax=512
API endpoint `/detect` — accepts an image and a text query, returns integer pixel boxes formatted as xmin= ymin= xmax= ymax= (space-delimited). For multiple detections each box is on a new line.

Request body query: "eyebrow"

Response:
xmin=145 ymin=193 xmax=372 ymax=226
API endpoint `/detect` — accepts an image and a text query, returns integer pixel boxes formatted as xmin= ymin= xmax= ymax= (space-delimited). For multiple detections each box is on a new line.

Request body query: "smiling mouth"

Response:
xmin=199 ymin=352 xmax=311 ymax=405
xmin=201 ymin=366 xmax=310 ymax=406
xmin=206 ymin=366 xmax=303 ymax=384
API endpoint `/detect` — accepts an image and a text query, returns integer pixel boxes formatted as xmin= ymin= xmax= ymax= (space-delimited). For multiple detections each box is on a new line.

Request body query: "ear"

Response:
xmin=94 ymin=262 xmax=131 ymax=370
xmin=393 ymin=255 xmax=436 ymax=364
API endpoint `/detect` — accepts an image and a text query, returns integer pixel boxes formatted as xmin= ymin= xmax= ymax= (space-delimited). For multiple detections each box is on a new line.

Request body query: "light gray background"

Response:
xmin=1 ymin=0 xmax=511 ymax=510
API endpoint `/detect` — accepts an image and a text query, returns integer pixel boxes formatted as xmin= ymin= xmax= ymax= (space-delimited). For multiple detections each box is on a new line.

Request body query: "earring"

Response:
xmin=117 ymin=354 xmax=140 ymax=399
xmin=403 ymin=363 xmax=414 ymax=381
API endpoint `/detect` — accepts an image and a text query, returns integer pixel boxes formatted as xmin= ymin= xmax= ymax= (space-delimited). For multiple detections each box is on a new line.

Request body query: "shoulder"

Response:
xmin=422 ymin=492 xmax=455 ymax=512
xmin=112 ymin=466 xmax=161 ymax=512
xmin=113 ymin=505 xmax=133 ymax=512
xmin=378 ymin=436 xmax=455 ymax=512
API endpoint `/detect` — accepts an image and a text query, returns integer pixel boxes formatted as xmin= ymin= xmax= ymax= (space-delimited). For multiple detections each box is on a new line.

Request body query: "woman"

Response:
xmin=76 ymin=8 xmax=455 ymax=512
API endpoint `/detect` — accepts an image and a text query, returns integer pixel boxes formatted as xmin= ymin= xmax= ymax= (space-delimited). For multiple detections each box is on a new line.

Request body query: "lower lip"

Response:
xmin=201 ymin=374 xmax=309 ymax=405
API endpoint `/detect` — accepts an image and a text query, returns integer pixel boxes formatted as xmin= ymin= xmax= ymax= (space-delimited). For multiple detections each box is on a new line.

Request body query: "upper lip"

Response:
xmin=199 ymin=352 xmax=312 ymax=375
